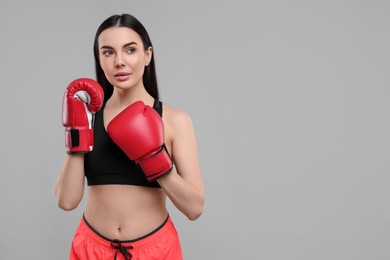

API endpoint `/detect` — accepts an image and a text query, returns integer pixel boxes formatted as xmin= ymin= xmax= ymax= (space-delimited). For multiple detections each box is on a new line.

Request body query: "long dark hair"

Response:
xmin=93 ymin=14 xmax=159 ymax=102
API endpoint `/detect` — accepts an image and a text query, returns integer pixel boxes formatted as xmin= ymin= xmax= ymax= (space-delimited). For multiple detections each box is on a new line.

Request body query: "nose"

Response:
xmin=115 ymin=54 xmax=125 ymax=67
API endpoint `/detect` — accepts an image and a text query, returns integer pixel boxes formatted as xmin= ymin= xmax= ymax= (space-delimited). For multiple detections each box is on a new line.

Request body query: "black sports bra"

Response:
xmin=84 ymin=99 xmax=162 ymax=188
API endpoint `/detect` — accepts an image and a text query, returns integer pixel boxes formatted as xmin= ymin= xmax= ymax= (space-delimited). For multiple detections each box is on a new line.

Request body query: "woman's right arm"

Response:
xmin=56 ymin=78 xmax=104 ymax=211
xmin=55 ymin=154 xmax=85 ymax=211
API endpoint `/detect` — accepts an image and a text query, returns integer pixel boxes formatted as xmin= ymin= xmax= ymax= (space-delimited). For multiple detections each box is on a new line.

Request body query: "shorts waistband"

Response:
xmin=78 ymin=214 xmax=172 ymax=251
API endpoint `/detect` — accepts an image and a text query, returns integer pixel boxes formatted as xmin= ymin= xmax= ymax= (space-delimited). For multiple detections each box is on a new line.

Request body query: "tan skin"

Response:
xmin=55 ymin=27 xmax=205 ymax=240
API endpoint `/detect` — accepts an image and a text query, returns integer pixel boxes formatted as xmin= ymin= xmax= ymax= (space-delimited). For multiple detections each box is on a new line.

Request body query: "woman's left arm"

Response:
xmin=157 ymin=109 xmax=205 ymax=221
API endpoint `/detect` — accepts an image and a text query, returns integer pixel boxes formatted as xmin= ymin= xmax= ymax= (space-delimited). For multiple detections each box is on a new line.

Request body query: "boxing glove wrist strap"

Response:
xmin=65 ymin=127 xmax=94 ymax=154
xmin=137 ymin=146 xmax=173 ymax=182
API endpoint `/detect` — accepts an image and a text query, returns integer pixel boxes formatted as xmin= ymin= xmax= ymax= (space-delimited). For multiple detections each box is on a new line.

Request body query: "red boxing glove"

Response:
xmin=62 ymin=78 xmax=104 ymax=154
xmin=107 ymin=101 xmax=173 ymax=181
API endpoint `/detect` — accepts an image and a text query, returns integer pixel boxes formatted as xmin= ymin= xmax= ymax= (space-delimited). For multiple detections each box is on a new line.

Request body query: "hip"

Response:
xmin=70 ymin=215 xmax=183 ymax=260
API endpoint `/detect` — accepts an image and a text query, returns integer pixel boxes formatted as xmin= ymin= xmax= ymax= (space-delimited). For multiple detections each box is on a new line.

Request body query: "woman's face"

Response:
xmin=98 ymin=27 xmax=152 ymax=90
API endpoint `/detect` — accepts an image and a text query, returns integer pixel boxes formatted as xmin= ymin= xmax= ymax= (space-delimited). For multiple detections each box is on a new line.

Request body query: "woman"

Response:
xmin=55 ymin=14 xmax=205 ymax=259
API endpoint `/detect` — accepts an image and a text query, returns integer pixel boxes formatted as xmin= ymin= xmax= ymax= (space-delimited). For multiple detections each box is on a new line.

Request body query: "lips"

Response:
xmin=114 ymin=72 xmax=130 ymax=81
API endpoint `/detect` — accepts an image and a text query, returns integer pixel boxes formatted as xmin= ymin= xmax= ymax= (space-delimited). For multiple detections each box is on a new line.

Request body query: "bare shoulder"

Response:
xmin=162 ymin=103 xmax=194 ymax=130
xmin=162 ymin=103 xmax=196 ymax=147
xmin=162 ymin=103 xmax=199 ymax=170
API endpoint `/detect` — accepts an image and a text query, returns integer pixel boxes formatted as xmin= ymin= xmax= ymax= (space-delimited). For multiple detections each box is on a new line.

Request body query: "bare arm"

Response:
xmin=158 ymin=110 xmax=205 ymax=220
xmin=55 ymin=154 xmax=85 ymax=211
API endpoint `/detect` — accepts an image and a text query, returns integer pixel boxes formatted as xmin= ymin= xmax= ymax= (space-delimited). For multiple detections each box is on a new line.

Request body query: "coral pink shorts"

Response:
xmin=70 ymin=215 xmax=183 ymax=260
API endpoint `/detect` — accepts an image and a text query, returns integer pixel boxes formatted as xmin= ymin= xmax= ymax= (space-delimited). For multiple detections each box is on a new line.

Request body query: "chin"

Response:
xmin=112 ymin=80 xmax=135 ymax=90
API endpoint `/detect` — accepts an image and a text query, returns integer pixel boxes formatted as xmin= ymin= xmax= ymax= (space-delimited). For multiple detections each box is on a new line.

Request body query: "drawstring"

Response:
xmin=111 ymin=239 xmax=133 ymax=260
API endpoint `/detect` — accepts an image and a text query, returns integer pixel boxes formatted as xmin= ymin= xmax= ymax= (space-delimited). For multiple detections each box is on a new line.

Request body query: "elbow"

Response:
xmin=185 ymin=200 xmax=205 ymax=221
xmin=57 ymin=201 xmax=79 ymax=211
xmin=55 ymin=187 xmax=83 ymax=211
xmin=55 ymin=192 xmax=81 ymax=211
xmin=186 ymin=210 xmax=203 ymax=221
xmin=57 ymin=199 xmax=79 ymax=211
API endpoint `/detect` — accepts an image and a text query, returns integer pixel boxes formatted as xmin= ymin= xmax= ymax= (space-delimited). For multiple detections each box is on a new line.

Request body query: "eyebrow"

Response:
xmin=100 ymin=42 xmax=138 ymax=50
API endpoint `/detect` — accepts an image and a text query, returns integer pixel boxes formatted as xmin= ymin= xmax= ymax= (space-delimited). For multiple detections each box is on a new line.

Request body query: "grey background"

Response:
xmin=0 ymin=0 xmax=389 ymax=259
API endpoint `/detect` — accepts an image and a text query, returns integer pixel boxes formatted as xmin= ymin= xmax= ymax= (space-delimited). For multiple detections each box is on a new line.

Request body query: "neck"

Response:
xmin=108 ymin=83 xmax=155 ymax=109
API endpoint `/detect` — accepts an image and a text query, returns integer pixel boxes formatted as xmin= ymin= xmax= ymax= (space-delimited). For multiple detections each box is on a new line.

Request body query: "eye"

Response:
xmin=126 ymin=47 xmax=136 ymax=54
xmin=101 ymin=50 xmax=113 ymax=57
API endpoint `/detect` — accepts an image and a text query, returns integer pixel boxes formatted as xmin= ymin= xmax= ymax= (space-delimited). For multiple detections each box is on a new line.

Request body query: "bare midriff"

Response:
xmin=84 ymin=184 xmax=168 ymax=241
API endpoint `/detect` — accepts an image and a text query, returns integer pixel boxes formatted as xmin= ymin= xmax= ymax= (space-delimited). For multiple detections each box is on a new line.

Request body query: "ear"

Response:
xmin=145 ymin=47 xmax=153 ymax=66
